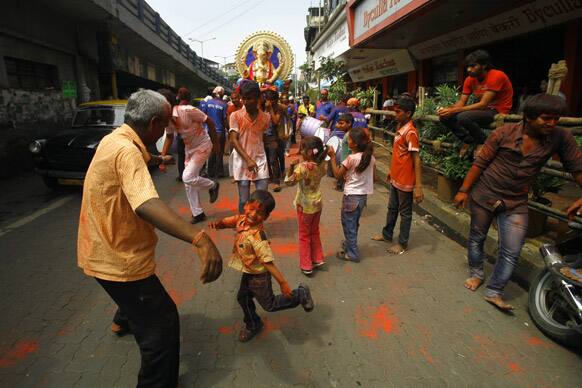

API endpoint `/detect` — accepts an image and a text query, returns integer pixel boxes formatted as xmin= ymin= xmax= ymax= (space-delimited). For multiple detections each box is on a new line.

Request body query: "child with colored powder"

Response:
xmin=284 ymin=136 xmax=329 ymax=276
xmin=328 ymin=128 xmax=375 ymax=262
xmin=372 ymin=98 xmax=423 ymax=255
xmin=209 ymin=190 xmax=314 ymax=342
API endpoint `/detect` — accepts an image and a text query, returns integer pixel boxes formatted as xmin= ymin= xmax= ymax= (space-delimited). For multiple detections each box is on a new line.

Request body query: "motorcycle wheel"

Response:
xmin=528 ymin=269 xmax=582 ymax=348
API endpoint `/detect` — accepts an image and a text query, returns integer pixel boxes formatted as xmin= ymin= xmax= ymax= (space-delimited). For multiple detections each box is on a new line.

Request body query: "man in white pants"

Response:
xmin=160 ymin=88 xmax=220 ymax=223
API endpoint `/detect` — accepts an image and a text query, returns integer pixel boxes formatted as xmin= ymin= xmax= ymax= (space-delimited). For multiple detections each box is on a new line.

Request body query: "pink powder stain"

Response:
xmin=355 ymin=305 xmax=399 ymax=340
xmin=260 ymin=316 xmax=293 ymax=338
xmin=419 ymin=346 xmax=436 ymax=365
xmin=343 ymin=266 xmax=353 ymax=273
xmin=472 ymin=335 xmax=526 ymax=374
xmin=177 ymin=205 xmax=191 ymax=216
xmin=167 ymin=286 xmax=197 ymax=306
xmin=0 ymin=340 xmax=39 ymax=368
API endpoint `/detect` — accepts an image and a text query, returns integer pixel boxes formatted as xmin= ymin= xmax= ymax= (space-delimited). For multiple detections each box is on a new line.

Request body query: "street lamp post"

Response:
xmin=188 ymin=37 xmax=216 ymax=60
xmin=214 ymin=55 xmax=233 ymax=70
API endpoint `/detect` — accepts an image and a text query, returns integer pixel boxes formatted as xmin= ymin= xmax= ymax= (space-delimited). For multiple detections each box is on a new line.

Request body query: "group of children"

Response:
xmin=163 ymin=78 xmax=422 ymax=342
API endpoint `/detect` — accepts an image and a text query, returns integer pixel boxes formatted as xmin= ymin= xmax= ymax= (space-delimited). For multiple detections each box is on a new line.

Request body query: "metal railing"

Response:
xmin=119 ymin=0 xmax=230 ymax=87
xmin=365 ymin=108 xmax=582 ymax=223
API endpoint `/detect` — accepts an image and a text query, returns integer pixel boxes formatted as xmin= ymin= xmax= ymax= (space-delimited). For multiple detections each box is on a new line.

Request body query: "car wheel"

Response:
xmin=42 ymin=176 xmax=60 ymax=189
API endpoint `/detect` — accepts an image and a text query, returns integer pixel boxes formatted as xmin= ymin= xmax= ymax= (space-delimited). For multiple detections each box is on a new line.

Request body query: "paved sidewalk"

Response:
xmin=0 ymin=167 xmax=581 ymax=387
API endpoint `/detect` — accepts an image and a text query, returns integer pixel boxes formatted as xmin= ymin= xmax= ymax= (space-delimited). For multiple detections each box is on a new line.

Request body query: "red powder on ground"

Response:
xmin=355 ymin=305 xmax=399 ymax=340
xmin=167 ymin=287 xmax=196 ymax=306
xmin=526 ymin=336 xmax=550 ymax=347
xmin=419 ymin=346 xmax=435 ymax=365
xmin=177 ymin=205 xmax=191 ymax=216
xmin=259 ymin=316 xmax=293 ymax=338
xmin=272 ymin=242 xmax=298 ymax=256
xmin=0 ymin=340 xmax=39 ymax=368
xmin=508 ymin=363 xmax=524 ymax=373
xmin=213 ymin=197 xmax=238 ymax=211
xmin=269 ymin=209 xmax=297 ymax=221
xmin=218 ymin=326 xmax=234 ymax=334
xmin=343 ymin=266 xmax=352 ymax=273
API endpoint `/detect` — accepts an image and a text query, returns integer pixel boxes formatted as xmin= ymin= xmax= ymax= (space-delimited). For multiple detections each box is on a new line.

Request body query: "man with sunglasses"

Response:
xmin=453 ymin=93 xmax=582 ymax=311
xmin=438 ymin=49 xmax=513 ymax=158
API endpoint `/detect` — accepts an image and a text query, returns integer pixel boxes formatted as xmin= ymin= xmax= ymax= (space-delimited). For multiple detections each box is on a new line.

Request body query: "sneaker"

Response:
xmin=209 ymin=181 xmax=220 ymax=203
xmin=191 ymin=212 xmax=207 ymax=224
xmin=301 ymin=269 xmax=313 ymax=276
xmin=298 ymin=283 xmax=314 ymax=312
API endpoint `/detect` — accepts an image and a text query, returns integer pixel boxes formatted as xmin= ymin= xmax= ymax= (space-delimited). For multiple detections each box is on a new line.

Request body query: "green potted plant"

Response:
xmin=438 ymin=154 xmax=472 ymax=202
xmin=527 ymin=173 xmax=564 ymax=237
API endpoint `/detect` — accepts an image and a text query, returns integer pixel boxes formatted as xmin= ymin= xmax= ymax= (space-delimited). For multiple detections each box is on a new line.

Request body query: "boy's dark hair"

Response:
xmin=522 ymin=93 xmax=568 ymax=120
xmin=349 ymin=128 xmax=374 ymax=173
xmin=177 ymin=87 xmax=191 ymax=102
xmin=264 ymin=89 xmax=279 ymax=101
xmin=337 ymin=113 xmax=354 ymax=126
xmin=464 ymin=49 xmax=491 ymax=69
xmin=341 ymin=94 xmax=350 ymax=103
xmin=302 ymin=95 xmax=310 ymax=100
xmin=300 ymin=136 xmax=327 ymax=164
xmin=240 ymin=80 xmax=260 ymax=98
xmin=249 ymin=190 xmax=276 ymax=218
xmin=396 ymin=97 xmax=416 ymax=116
xmin=157 ymin=88 xmax=176 ymax=107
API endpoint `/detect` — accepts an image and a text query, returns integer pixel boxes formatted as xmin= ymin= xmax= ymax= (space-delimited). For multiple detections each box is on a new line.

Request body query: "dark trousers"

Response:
xmin=439 ymin=109 xmax=496 ymax=145
xmin=177 ymin=135 xmax=185 ymax=179
xmin=237 ymin=272 xmax=300 ymax=332
xmin=264 ymin=136 xmax=281 ymax=185
xmin=96 ymin=275 xmax=180 ymax=388
xmin=277 ymin=138 xmax=286 ymax=176
xmin=382 ymin=184 xmax=413 ymax=247
xmin=207 ymin=131 xmax=226 ymax=178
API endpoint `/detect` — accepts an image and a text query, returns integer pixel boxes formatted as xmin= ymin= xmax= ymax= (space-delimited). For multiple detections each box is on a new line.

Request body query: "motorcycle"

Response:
xmin=528 ymin=221 xmax=582 ymax=347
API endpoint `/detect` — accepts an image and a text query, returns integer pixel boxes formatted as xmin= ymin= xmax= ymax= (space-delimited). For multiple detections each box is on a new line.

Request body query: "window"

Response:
xmin=72 ymin=107 xmax=124 ymax=127
xmin=4 ymin=57 xmax=59 ymax=90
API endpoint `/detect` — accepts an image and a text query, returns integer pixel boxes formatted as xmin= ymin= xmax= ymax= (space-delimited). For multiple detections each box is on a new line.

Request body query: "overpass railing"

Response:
xmin=119 ymin=0 xmax=230 ymax=87
xmin=365 ymin=108 xmax=582 ymax=224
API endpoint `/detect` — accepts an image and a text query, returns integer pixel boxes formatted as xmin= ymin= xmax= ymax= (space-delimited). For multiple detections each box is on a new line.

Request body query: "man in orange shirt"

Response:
xmin=438 ymin=49 xmax=514 ymax=158
xmin=372 ymin=98 xmax=423 ymax=254
xmin=77 ymin=90 xmax=223 ymax=387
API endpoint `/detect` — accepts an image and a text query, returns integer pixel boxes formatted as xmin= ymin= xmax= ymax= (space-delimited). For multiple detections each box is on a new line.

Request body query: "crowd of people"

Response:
xmin=75 ymin=48 xmax=582 ymax=386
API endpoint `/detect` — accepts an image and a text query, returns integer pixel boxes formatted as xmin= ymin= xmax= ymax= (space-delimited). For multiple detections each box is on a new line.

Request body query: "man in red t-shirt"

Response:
xmin=438 ymin=49 xmax=513 ymax=157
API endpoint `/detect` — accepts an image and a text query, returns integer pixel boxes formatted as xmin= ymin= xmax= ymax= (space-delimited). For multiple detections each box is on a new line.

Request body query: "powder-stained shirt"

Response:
xmin=462 ymin=69 xmax=513 ymax=114
xmin=77 ymin=124 xmax=159 ymax=282
xmin=221 ymin=215 xmax=274 ymax=274
xmin=229 ymin=106 xmax=271 ymax=181
xmin=284 ymin=161 xmax=327 ymax=214
xmin=390 ymin=121 xmax=420 ymax=192
xmin=471 ymin=122 xmax=582 ymax=213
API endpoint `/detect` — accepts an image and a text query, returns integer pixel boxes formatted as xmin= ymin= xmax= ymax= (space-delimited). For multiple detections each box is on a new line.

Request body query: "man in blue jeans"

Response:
xmin=454 ymin=94 xmax=582 ymax=311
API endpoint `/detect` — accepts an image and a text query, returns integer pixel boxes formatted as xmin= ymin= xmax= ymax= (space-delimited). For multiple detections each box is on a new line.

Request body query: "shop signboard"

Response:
xmin=313 ymin=19 xmax=350 ymax=70
xmin=348 ymin=49 xmax=415 ymax=82
xmin=410 ymin=0 xmax=582 ymax=60
xmin=351 ymin=0 xmax=430 ymax=45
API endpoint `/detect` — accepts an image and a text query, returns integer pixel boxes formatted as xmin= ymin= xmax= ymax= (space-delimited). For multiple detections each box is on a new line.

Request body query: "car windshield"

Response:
xmin=72 ymin=107 xmax=124 ymax=127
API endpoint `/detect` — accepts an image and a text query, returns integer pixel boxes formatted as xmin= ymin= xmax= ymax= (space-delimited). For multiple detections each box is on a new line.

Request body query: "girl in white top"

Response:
xmin=160 ymin=88 xmax=220 ymax=224
xmin=328 ymin=128 xmax=375 ymax=262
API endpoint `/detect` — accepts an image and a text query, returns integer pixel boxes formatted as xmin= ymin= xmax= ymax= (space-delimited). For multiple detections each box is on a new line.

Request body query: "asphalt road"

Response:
xmin=0 ymin=168 xmax=580 ymax=387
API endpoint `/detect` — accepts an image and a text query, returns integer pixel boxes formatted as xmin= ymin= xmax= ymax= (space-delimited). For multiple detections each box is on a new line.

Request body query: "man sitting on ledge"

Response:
xmin=438 ymin=49 xmax=513 ymax=158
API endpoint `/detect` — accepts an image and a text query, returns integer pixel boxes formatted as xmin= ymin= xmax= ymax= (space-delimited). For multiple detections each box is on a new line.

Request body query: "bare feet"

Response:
xmin=371 ymin=235 xmax=391 ymax=243
xmin=484 ymin=295 xmax=514 ymax=311
xmin=387 ymin=243 xmax=405 ymax=255
xmin=463 ymin=277 xmax=483 ymax=291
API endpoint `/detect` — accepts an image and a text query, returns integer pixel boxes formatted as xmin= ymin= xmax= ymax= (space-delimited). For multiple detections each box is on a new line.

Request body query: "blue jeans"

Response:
xmin=341 ymin=194 xmax=367 ymax=261
xmin=467 ymin=200 xmax=528 ymax=297
xmin=237 ymin=179 xmax=268 ymax=213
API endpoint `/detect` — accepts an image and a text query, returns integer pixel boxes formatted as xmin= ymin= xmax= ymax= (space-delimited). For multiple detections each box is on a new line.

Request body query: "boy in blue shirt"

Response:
xmin=203 ymin=86 xmax=228 ymax=178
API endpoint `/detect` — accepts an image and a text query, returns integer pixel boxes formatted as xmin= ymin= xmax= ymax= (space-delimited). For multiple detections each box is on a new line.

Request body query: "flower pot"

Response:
xmin=527 ymin=197 xmax=551 ymax=237
xmin=437 ymin=174 xmax=462 ymax=203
